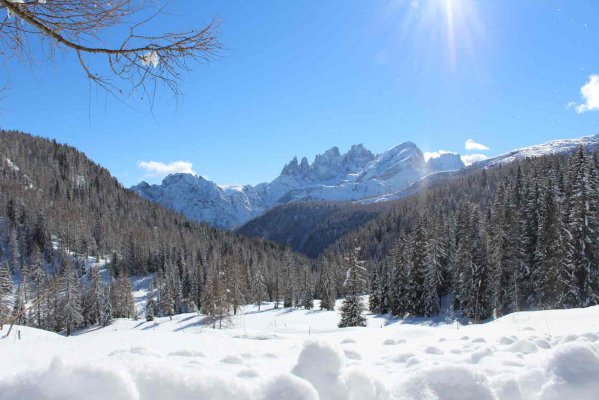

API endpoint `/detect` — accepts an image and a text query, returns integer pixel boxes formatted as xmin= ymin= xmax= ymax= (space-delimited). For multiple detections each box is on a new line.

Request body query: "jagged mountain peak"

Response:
xmin=426 ymin=152 xmax=465 ymax=172
xmin=133 ymin=139 xmax=464 ymax=229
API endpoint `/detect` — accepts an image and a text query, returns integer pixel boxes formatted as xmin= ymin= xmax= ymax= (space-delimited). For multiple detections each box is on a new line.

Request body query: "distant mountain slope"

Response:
xmin=477 ymin=134 xmax=599 ymax=168
xmin=236 ymin=201 xmax=395 ymax=257
xmin=0 ymin=130 xmax=290 ymax=278
xmin=132 ymin=142 xmax=464 ymax=228
xmin=360 ymin=134 xmax=599 ymax=204
xmin=237 ymin=133 xmax=599 ymax=257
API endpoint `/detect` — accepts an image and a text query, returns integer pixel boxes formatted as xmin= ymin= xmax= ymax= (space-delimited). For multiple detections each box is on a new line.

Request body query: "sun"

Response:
xmin=387 ymin=0 xmax=485 ymax=70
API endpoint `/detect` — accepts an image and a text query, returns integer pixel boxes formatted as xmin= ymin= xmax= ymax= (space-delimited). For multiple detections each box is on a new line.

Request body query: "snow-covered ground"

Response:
xmin=1 ymin=299 xmax=598 ymax=400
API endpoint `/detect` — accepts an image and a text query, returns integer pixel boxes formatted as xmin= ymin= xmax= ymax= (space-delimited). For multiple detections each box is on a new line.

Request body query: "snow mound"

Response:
xmin=540 ymin=342 xmax=599 ymax=399
xmin=292 ymin=341 xmax=386 ymax=400
xmin=400 ymin=365 xmax=496 ymax=400
xmin=262 ymin=374 xmax=319 ymax=400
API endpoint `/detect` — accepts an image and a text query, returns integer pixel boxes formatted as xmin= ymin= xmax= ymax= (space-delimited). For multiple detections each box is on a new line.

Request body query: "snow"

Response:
xmin=1 ymin=299 xmax=598 ymax=399
xmin=132 ymin=142 xmax=463 ymax=229
xmin=477 ymin=134 xmax=599 ymax=168
xmin=4 ymin=158 xmax=19 ymax=172
xmin=141 ymin=51 xmax=159 ymax=68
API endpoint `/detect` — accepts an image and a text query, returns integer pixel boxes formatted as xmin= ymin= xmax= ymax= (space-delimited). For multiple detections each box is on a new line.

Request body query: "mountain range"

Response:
xmin=132 ymin=134 xmax=599 ymax=229
xmin=132 ymin=142 xmax=464 ymax=228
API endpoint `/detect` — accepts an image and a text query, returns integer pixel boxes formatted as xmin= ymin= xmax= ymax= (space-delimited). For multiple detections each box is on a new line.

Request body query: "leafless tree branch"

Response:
xmin=0 ymin=0 xmax=221 ymax=101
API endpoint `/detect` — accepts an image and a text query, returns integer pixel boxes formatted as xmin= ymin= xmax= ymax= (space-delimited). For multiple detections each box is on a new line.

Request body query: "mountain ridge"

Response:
xmin=132 ymin=141 xmax=465 ymax=228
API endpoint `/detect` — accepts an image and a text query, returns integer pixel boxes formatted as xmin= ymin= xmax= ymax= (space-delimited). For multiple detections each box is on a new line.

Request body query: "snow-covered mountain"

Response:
xmin=132 ymin=142 xmax=464 ymax=229
xmin=477 ymin=133 xmax=599 ymax=167
xmin=360 ymin=133 xmax=599 ymax=204
xmin=132 ymin=134 xmax=599 ymax=229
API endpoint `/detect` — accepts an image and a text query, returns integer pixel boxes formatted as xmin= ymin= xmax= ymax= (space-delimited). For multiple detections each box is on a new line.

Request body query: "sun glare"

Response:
xmin=388 ymin=0 xmax=485 ymax=71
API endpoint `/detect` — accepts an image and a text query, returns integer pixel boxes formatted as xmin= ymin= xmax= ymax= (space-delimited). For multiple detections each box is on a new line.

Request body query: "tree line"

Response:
xmin=363 ymin=147 xmax=599 ymax=321
xmin=0 ymin=130 xmax=319 ymax=334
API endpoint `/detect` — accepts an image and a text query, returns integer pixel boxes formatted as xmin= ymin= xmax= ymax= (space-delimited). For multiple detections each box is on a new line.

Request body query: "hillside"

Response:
xmin=237 ymin=201 xmax=394 ymax=258
xmin=0 ymin=130 xmax=307 ymax=335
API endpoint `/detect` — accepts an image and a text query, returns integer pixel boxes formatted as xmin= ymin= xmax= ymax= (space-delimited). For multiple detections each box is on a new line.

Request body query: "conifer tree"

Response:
xmin=100 ymin=286 xmax=113 ymax=327
xmin=338 ymin=246 xmax=367 ymax=328
xmin=28 ymin=246 xmax=47 ymax=327
xmin=300 ymin=268 xmax=314 ymax=310
xmin=60 ymin=259 xmax=83 ymax=336
xmin=0 ymin=263 xmax=13 ymax=323
xmin=319 ymin=261 xmax=336 ymax=311
xmin=251 ymin=264 xmax=267 ymax=311
xmin=83 ymin=265 xmax=103 ymax=326
xmin=424 ymin=217 xmax=445 ymax=316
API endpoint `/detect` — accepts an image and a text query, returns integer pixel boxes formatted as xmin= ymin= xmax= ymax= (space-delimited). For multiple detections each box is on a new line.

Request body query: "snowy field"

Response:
xmin=1 ymin=299 xmax=599 ymax=400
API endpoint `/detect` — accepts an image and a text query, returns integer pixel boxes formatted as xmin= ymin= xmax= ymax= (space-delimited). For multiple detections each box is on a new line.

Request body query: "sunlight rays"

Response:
xmin=382 ymin=0 xmax=486 ymax=71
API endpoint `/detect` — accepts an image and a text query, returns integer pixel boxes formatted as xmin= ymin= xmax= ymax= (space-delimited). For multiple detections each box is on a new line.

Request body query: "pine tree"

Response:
xmin=28 ymin=246 xmax=47 ymax=328
xmin=12 ymin=285 xmax=27 ymax=326
xmin=145 ymin=298 xmax=156 ymax=321
xmin=282 ymin=250 xmax=295 ymax=308
xmin=565 ymin=147 xmax=596 ymax=306
xmin=8 ymin=228 xmax=20 ymax=274
xmin=319 ymin=261 xmax=336 ymax=311
xmin=111 ymin=275 xmax=134 ymax=319
xmin=535 ymin=180 xmax=567 ymax=308
xmin=300 ymin=268 xmax=314 ymax=310
xmin=368 ymin=267 xmax=380 ymax=313
xmin=100 ymin=286 xmax=113 ymax=327
xmin=338 ymin=246 xmax=367 ymax=328
xmin=410 ymin=214 xmax=429 ymax=315
xmin=157 ymin=271 xmax=174 ymax=317
xmin=0 ymin=263 xmax=13 ymax=324
xmin=83 ymin=265 xmax=103 ymax=326
xmin=251 ymin=264 xmax=267 ymax=311
xmin=389 ymin=236 xmax=410 ymax=317
xmin=60 ymin=259 xmax=83 ymax=336
xmin=424 ymin=217 xmax=445 ymax=316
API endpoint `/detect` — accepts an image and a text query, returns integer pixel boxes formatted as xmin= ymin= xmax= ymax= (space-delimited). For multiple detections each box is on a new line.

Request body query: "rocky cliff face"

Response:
xmin=132 ymin=141 xmax=466 ymax=229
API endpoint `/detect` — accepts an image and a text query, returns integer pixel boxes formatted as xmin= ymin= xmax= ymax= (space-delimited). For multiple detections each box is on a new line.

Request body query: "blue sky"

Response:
xmin=1 ymin=0 xmax=598 ymax=186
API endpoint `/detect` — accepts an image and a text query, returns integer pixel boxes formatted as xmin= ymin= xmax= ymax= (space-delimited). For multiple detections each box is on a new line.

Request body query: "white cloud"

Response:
xmin=423 ymin=150 xmax=454 ymax=161
xmin=137 ymin=160 xmax=196 ymax=177
xmin=465 ymin=139 xmax=490 ymax=151
xmin=571 ymin=74 xmax=599 ymax=113
xmin=461 ymin=154 xmax=488 ymax=166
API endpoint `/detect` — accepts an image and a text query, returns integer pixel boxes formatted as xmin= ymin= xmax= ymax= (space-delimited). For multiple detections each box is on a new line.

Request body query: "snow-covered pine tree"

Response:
xmin=28 ymin=245 xmax=47 ymax=327
xmin=251 ymin=263 xmax=267 ymax=311
xmin=83 ymin=265 xmax=103 ymax=326
xmin=282 ymin=250 xmax=295 ymax=308
xmin=338 ymin=246 xmax=367 ymax=328
xmin=389 ymin=236 xmax=410 ymax=317
xmin=227 ymin=258 xmax=246 ymax=315
xmin=202 ymin=268 xmax=230 ymax=329
xmin=535 ymin=178 xmax=567 ymax=308
xmin=318 ymin=260 xmax=336 ymax=311
xmin=0 ymin=263 xmax=13 ymax=324
xmin=8 ymin=228 xmax=20 ymax=274
xmin=157 ymin=270 xmax=175 ymax=317
xmin=424 ymin=215 xmax=446 ymax=317
xmin=100 ymin=286 xmax=113 ymax=327
xmin=564 ymin=146 xmax=597 ymax=307
xmin=377 ymin=261 xmax=391 ymax=314
xmin=12 ymin=285 xmax=27 ymax=327
xmin=301 ymin=268 xmax=314 ymax=310
xmin=368 ymin=266 xmax=380 ymax=313
xmin=520 ymin=171 xmax=542 ymax=308
xmin=410 ymin=214 xmax=429 ymax=315
xmin=145 ymin=298 xmax=156 ymax=321
xmin=59 ymin=259 xmax=83 ymax=336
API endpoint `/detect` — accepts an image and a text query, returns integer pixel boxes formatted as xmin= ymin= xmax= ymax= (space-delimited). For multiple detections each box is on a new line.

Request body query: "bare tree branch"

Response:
xmin=0 ymin=0 xmax=221 ymax=101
